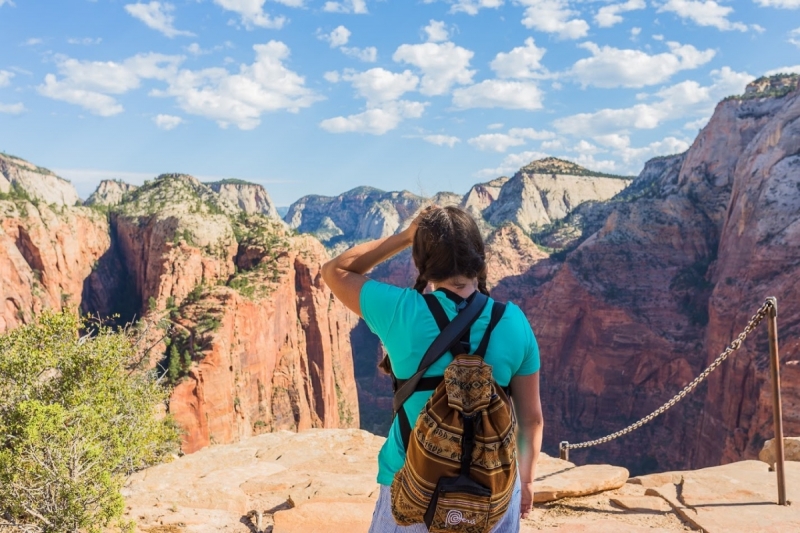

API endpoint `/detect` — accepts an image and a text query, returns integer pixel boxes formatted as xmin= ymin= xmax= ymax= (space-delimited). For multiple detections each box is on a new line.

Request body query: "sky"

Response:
xmin=0 ymin=1 xmax=798 ymax=206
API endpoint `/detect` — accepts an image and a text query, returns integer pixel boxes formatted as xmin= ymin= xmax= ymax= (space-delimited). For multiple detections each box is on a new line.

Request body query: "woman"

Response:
xmin=321 ymin=205 xmax=543 ymax=532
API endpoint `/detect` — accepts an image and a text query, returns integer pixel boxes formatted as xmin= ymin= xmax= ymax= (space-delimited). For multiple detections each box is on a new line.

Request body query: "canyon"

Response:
xmin=1 ymin=74 xmax=798 ymax=478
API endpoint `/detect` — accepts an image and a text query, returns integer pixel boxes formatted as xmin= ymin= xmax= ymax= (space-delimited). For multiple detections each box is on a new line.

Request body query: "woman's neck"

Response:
xmin=433 ymin=277 xmax=478 ymax=299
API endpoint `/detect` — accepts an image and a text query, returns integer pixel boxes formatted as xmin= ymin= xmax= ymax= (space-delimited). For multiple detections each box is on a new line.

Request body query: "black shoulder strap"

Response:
xmin=392 ymin=292 xmax=488 ymax=415
xmin=474 ymin=301 xmax=506 ymax=357
xmin=423 ymin=294 xmax=469 ymax=355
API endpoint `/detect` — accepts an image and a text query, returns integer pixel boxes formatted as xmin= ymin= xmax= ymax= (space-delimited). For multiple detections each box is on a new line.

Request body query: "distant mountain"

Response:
xmin=206 ymin=179 xmax=282 ymax=220
xmin=0 ymin=153 xmax=80 ymax=206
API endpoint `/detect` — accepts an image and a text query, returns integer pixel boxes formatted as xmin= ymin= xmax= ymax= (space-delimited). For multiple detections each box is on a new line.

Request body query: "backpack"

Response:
xmin=388 ymin=291 xmax=517 ymax=533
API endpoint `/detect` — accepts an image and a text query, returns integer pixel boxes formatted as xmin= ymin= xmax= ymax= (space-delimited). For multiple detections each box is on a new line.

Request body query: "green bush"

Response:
xmin=0 ymin=312 xmax=181 ymax=533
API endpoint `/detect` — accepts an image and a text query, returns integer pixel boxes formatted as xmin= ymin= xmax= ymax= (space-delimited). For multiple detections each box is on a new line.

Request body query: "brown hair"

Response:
xmin=411 ymin=206 xmax=489 ymax=296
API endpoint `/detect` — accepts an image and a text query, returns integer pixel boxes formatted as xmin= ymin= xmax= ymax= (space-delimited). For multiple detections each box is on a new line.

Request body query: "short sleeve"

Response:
xmin=511 ymin=304 xmax=540 ymax=376
xmin=359 ymin=279 xmax=406 ymax=342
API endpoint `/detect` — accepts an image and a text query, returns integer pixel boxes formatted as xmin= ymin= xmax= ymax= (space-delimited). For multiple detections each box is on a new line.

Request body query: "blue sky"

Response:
xmin=0 ymin=0 xmax=798 ymax=206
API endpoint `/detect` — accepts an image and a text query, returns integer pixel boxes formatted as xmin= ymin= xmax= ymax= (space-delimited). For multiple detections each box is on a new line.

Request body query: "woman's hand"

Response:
xmin=520 ymin=481 xmax=535 ymax=519
xmin=402 ymin=204 xmax=437 ymax=243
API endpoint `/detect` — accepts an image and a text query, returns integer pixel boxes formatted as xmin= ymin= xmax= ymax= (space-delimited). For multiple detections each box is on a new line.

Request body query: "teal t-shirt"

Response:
xmin=359 ymin=279 xmax=540 ymax=486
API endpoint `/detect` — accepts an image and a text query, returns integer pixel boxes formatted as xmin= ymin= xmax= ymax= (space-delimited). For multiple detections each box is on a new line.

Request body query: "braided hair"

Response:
xmin=411 ymin=206 xmax=490 ymax=296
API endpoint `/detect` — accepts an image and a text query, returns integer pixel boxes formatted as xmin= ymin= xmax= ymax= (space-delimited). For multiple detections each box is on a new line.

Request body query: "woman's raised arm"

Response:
xmin=321 ymin=208 xmax=431 ymax=317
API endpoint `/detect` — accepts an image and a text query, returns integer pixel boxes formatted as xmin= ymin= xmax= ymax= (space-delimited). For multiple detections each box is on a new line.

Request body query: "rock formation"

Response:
xmin=499 ymin=75 xmax=800 ymax=474
xmin=0 ymin=163 xmax=360 ymax=455
xmin=207 ymin=179 xmax=282 ymax=220
xmin=84 ymin=179 xmax=138 ymax=207
xmin=0 ymin=153 xmax=80 ymax=206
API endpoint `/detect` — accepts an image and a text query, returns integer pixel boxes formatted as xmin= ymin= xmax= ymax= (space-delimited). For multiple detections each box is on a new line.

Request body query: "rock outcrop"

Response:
xmin=207 ymin=179 xmax=282 ymax=220
xmin=483 ymin=158 xmax=632 ymax=231
xmin=84 ymin=179 xmax=138 ymax=207
xmin=500 ymin=75 xmax=800 ymax=474
xmin=0 ymin=153 xmax=80 ymax=206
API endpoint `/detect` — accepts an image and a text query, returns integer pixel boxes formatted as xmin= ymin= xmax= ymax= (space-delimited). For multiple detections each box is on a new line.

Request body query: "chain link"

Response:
xmin=564 ymin=299 xmax=774 ymax=451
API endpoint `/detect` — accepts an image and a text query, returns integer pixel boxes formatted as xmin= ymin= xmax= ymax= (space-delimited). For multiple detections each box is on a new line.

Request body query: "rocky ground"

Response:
xmin=121 ymin=429 xmax=800 ymax=533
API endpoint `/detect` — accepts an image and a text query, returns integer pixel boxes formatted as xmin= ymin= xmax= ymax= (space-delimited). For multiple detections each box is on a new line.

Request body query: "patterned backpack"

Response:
xmin=388 ymin=291 xmax=517 ymax=533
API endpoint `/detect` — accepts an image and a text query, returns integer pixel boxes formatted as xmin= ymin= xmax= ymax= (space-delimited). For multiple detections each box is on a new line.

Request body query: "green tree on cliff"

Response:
xmin=0 ymin=312 xmax=181 ymax=533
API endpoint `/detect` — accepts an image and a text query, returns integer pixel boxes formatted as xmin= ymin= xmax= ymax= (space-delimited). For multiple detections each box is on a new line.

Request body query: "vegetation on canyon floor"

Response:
xmin=0 ymin=312 xmax=181 ymax=533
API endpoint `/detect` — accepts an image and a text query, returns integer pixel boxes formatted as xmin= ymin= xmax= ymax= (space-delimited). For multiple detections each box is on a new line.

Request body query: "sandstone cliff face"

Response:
xmin=207 ymin=179 xmax=282 ymax=220
xmin=500 ymin=77 xmax=800 ymax=474
xmin=84 ymin=179 xmax=138 ymax=207
xmin=484 ymin=159 xmax=631 ymax=231
xmin=0 ymin=153 xmax=80 ymax=206
xmin=109 ymin=175 xmax=359 ymax=452
xmin=462 ymin=176 xmax=509 ymax=217
xmin=0 ymin=187 xmax=115 ymax=333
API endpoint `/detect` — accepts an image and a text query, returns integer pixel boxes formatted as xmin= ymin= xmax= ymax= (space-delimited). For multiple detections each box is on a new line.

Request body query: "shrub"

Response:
xmin=0 ymin=312 xmax=181 ymax=533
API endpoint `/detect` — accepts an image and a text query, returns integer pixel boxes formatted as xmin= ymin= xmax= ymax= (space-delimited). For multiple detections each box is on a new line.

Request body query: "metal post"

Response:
xmin=559 ymin=441 xmax=569 ymax=461
xmin=767 ymin=297 xmax=788 ymax=505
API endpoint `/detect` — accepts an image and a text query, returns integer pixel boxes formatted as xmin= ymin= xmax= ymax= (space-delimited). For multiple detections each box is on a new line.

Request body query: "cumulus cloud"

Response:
xmin=0 ymin=0 xmax=15 ymax=6
xmin=320 ymin=26 xmax=377 ymax=62
xmin=516 ymin=0 xmax=589 ymax=40
xmin=450 ymin=0 xmax=504 ymax=15
xmin=393 ymin=42 xmax=475 ymax=96
xmin=475 ymin=149 xmax=549 ymax=178
xmin=595 ymin=0 xmax=645 ymax=28
xmin=423 ymin=134 xmax=460 ymax=147
xmin=468 ymin=127 xmax=554 ymax=152
xmin=39 ymin=42 xmax=320 ymax=127
xmin=0 ymin=102 xmax=25 ymax=114
xmin=490 ymin=38 xmax=547 ymax=79
xmin=754 ymin=0 xmax=800 ymax=6
xmin=319 ymin=100 xmax=426 ymax=134
xmin=424 ymin=20 xmax=449 ymax=42
xmin=38 ymin=53 xmax=182 ymax=116
xmin=554 ymin=66 xmax=754 ymax=136
xmin=338 ymin=68 xmax=419 ymax=104
xmin=323 ymin=0 xmax=368 ymax=14
xmin=154 ymin=113 xmax=183 ymax=129
xmin=0 ymin=70 xmax=13 ymax=87
xmin=125 ymin=2 xmax=195 ymax=38
xmin=790 ymin=27 xmax=800 ymax=47
xmin=570 ymin=41 xmax=715 ymax=88
xmin=657 ymin=0 xmax=748 ymax=32
xmin=765 ymin=65 xmax=800 ymax=75
xmin=452 ymin=80 xmax=544 ymax=110
xmin=320 ymin=25 xmax=351 ymax=47
xmin=159 ymin=41 xmax=321 ymax=129
xmin=213 ymin=0 xmax=286 ymax=29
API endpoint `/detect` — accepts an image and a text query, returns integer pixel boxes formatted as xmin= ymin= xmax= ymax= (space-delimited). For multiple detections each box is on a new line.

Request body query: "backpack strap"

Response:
xmin=423 ymin=293 xmax=470 ymax=355
xmin=474 ymin=301 xmax=506 ymax=357
xmin=393 ymin=292 xmax=488 ymax=448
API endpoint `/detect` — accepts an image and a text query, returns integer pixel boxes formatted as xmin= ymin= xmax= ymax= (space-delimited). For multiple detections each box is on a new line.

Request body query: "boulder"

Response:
xmin=759 ymin=436 xmax=800 ymax=467
xmin=535 ymin=464 xmax=629 ymax=503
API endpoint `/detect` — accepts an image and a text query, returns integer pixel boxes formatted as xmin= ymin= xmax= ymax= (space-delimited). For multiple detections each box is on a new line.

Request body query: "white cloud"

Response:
xmin=423 ymin=134 xmax=460 ymax=147
xmin=159 ymin=41 xmax=321 ymax=129
xmin=125 ymin=2 xmax=195 ymax=38
xmin=154 ymin=113 xmax=183 ymax=129
xmin=320 ymin=25 xmax=351 ymax=47
xmin=38 ymin=53 xmax=182 ymax=116
xmin=0 ymin=1 xmax=15 ymax=7
xmin=487 ymin=122 xmax=504 ymax=129
xmin=213 ymin=0 xmax=286 ymax=29
xmin=0 ymin=102 xmax=25 ymax=114
xmin=340 ymin=68 xmax=419 ymax=104
xmin=765 ymin=65 xmax=800 ymax=75
xmin=393 ymin=42 xmax=475 ymax=95
xmin=570 ymin=41 xmax=716 ymax=88
xmin=23 ymin=38 xmax=43 ymax=46
xmin=67 ymin=37 xmax=102 ymax=45
xmin=790 ymin=27 xmax=800 ymax=47
xmin=468 ymin=127 xmax=554 ymax=152
xmin=630 ymin=27 xmax=641 ymax=38
xmin=554 ymin=66 xmax=754 ymax=136
xmin=450 ymin=0 xmax=504 ymax=15
xmin=185 ymin=41 xmax=234 ymax=55
xmin=475 ymin=149 xmax=549 ymax=178
xmin=452 ymin=80 xmax=544 ymax=110
xmin=754 ymin=0 xmax=800 ymax=6
xmin=341 ymin=46 xmax=378 ymax=62
xmin=274 ymin=0 xmax=305 ymax=5
xmin=424 ymin=20 xmax=449 ymax=42
xmin=323 ymin=0 xmax=368 ymax=14
xmin=490 ymin=37 xmax=547 ymax=79
xmin=595 ymin=0 xmax=645 ymax=28
xmin=683 ymin=117 xmax=709 ymax=130
xmin=320 ymin=100 xmax=426 ymax=134
xmin=657 ymin=0 xmax=747 ymax=32
xmin=516 ymin=0 xmax=589 ymax=40
xmin=0 ymin=70 xmax=13 ymax=87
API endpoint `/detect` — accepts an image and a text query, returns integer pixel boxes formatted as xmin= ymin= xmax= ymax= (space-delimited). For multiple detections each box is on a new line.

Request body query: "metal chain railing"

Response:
xmin=560 ymin=298 xmax=774 ymax=457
